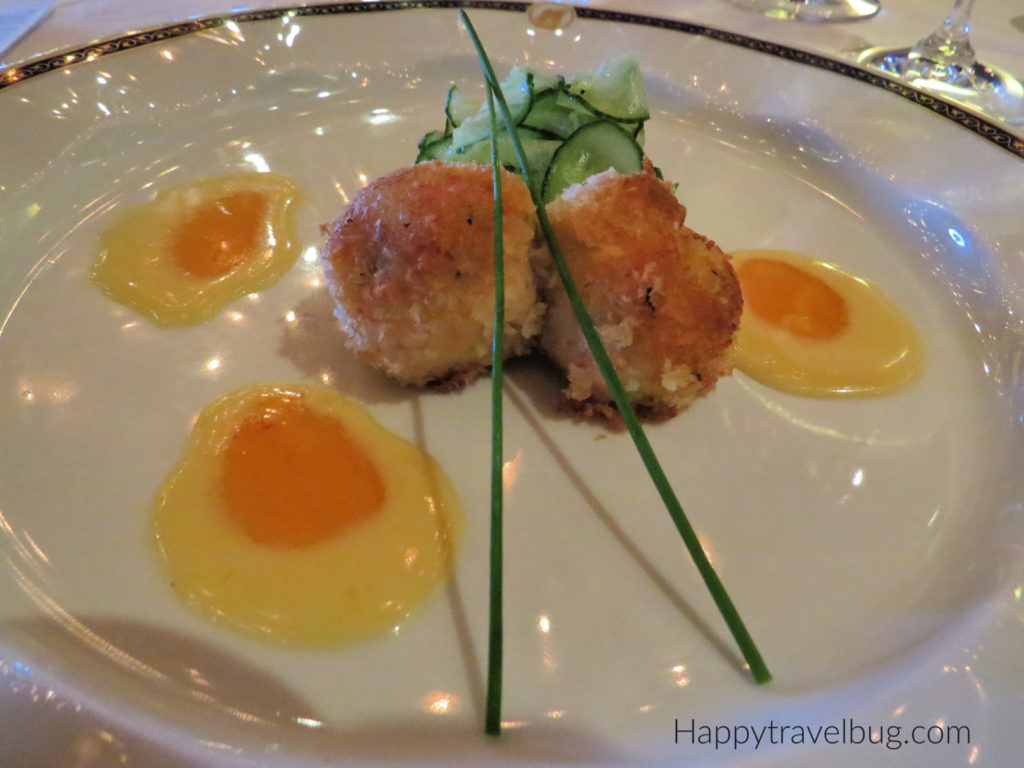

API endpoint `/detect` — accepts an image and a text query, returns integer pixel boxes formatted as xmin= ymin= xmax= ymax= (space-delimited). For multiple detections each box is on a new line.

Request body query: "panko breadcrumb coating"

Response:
xmin=321 ymin=161 xmax=545 ymax=388
xmin=540 ymin=165 xmax=742 ymax=419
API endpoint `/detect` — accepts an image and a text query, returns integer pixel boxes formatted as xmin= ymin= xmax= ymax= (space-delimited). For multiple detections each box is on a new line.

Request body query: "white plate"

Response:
xmin=1 ymin=3 xmax=1023 ymax=766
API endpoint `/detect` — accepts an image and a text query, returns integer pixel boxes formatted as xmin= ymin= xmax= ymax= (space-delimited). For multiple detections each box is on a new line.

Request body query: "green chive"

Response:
xmin=461 ymin=7 xmax=772 ymax=726
xmin=485 ymin=83 xmax=505 ymax=737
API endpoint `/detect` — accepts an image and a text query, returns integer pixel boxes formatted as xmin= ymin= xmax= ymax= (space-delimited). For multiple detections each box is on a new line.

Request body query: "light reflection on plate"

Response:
xmin=0 ymin=3 xmax=1022 ymax=767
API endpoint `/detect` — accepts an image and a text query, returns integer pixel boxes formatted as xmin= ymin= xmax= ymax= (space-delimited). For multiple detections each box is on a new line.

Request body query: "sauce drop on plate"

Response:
xmin=91 ymin=172 xmax=300 ymax=325
xmin=730 ymin=249 xmax=924 ymax=398
xmin=152 ymin=383 xmax=464 ymax=646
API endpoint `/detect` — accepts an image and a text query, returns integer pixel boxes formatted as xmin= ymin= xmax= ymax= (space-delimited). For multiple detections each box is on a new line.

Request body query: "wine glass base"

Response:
xmin=729 ymin=0 xmax=880 ymax=23
xmin=859 ymin=47 xmax=1024 ymax=123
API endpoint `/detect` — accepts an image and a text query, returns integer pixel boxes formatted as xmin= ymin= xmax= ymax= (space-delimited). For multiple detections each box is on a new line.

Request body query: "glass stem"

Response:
xmin=911 ymin=0 xmax=977 ymax=69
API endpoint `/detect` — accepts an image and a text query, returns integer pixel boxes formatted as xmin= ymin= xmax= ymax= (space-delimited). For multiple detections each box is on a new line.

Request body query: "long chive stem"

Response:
xmin=460 ymin=10 xmax=771 ymax=687
xmin=485 ymin=84 xmax=506 ymax=737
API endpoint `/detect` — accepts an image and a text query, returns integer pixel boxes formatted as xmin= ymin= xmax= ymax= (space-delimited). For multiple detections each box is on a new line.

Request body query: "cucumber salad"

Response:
xmin=416 ymin=54 xmax=658 ymax=202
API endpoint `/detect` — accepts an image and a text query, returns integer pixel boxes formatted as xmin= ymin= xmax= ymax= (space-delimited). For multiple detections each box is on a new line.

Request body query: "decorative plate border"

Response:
xmin=2 ymin=0 xmax=1022 ymax=160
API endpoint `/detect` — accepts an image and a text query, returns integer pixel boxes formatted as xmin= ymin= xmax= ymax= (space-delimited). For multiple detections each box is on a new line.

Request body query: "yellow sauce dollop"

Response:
xmin=152 ymin=383 xmax=464 ymax=646
xmin=731 ymin=249 xmax=924 ymax=397
xmin=91 ymin=172 xmax=301 ymax=325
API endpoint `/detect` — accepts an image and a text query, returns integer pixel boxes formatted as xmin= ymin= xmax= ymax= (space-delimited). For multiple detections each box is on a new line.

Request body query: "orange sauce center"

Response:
xmin=219 ymin=394 xmax=385 ymax=548
xmin=171 ymin=190 xmax=269 ymax=279
xmin=737 ymin=257 xmax=849 ymax=339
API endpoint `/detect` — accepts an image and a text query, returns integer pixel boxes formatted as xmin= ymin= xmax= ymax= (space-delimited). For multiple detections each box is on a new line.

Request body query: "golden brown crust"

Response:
xmin=321 ymin=161 xmax=741 ymax=421
xmin=321 ymin=161 xmax=545 ymax=387
xmin=540 ymin=167 xmax=742 ymax=414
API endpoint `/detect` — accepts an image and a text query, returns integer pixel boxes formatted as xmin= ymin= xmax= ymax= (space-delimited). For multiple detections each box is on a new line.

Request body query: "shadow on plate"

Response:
xmin=277 ymin=287 xmax=599 ymax=425
xmin=1 ymin=616 xmax=318 ymax=722
xmin=1 ymin=611 xmax=634 ymax=766
xmin=276 ymin=289 xmax=408 ymax=405
xmin=502 ymin=370 xmax=750 ymax=680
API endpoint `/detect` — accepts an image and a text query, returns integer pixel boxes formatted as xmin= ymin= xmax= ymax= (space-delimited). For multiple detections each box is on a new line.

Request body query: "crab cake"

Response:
xmin=540 ymin=166 xmax=742 ymax=418
xmin=322 ymin=161 xmax=545 ymax=387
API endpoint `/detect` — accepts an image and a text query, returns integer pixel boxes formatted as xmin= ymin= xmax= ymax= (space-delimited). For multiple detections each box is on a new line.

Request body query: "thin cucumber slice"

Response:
xmin=521 ymin=89 xmax=600 ymax=139
xmin=568 ymin=54 xmax=649 ymax=122
xmin=415 ymin=134 xmax=453 ymax=163
xmin=440 ymin=127 xmax=562 ymax=193
xmin=541 ymin=120 xmax=643 ymax=203
xmin=418 ymin=57 xmax=653 ymax=193
xmin=445 ymin=84 xmax=480 ymax=128
xmin=531 ymin=72 xmax=566 ymax=94
xmin=523 ymin=89 xmax=645 ymax=143
xmin=452 ymin=66 xmax=533 ymax=148
xmin=417 ymin=129 xmax=446 ymax=152
xmin=501 ymin=130 xmax=562 ymax=194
